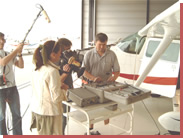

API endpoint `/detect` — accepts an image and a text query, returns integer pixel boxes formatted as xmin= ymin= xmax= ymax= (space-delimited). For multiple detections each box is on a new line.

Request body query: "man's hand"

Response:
xmin=63 ymin=64 xmax=71 ymax=73
xmin=16 ymin=43 xmax=24 ymax=54
xmin=0 ymin=43 xmax=24 ymax=66
xmin=107 ymin=76 xmax=115 ymax=82
xmin=93 ymin=77 xmax=103 ymax=83
xmin=61 ymin=83 xmax=69 ymax=90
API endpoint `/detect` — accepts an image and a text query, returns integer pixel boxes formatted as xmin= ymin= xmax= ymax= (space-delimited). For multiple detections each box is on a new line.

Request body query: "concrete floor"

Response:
xmin=64 ymin=96 xmax=173 ymax=135
xmin=5 ymin=55 xmax=174 ymax=135
xmin=15 ymin=83 xmax=173 ymax=135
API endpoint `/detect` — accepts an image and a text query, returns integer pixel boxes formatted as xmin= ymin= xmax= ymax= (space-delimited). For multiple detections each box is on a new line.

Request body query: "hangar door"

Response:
xmin=95 ymin=0 xmax=146 ymax=44
xmin=82 ymin=0 xmax=178 ymax=48
xmin=95 ymin=0 xmax=178 ymax=44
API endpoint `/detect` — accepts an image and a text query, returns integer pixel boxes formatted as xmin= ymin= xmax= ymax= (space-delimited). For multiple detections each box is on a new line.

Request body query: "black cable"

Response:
xmin=7 ymin=101 xmax=31 ymax=132
xmin=4 ymin=59 xmax=16 ymax=86
xmin=141 ymin=100 xmax=161 ymax=135
xmin=7 ymin=82 xmax=32 ymax=133
xmin=5 ymin=3 xmax=42 ymax=131
xmin=5 ymin=62 xmax=10 ymax=76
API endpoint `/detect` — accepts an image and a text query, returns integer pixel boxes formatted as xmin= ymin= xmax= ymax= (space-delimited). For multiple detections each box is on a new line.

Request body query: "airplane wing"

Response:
xmin=135 ymin=1 xmax=180 ymax=89
xmin=138 ymin=1 xmax=180 ymax=38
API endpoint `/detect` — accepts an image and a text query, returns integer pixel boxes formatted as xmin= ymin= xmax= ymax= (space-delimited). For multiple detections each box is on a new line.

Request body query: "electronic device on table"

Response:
xmin=68 ymin=81 xmax=151 ymax=107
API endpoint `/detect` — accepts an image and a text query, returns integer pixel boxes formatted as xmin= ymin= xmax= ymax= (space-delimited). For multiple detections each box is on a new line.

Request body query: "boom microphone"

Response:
xmin=21 ymin=4 xmax=51 ymax=43
xmin=42 ymin=10 xmax=51 ymax=23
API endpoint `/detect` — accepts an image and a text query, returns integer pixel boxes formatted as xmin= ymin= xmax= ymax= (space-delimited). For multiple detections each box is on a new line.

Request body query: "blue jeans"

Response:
xmin=0 ymin=86 xmax=22 ymax=135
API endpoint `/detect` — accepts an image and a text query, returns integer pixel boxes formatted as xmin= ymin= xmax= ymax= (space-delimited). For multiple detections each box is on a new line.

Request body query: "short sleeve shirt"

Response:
xmin=0 ymin=49 xmax=17 ymax=89
xmin=83 ymin=48 xmax=120 ymax=81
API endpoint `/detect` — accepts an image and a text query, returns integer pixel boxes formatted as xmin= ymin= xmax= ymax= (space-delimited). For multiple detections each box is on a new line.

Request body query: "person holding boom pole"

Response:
xmin=0 ymin=32 xmax=24 ymax=135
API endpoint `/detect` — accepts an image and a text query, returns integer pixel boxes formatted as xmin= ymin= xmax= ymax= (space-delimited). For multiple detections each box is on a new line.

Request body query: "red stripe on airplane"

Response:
xmin=119 ymin=73 xmax=177 ymax=85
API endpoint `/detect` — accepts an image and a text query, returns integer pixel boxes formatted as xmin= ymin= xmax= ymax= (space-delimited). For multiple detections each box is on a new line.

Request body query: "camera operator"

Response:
xmin=57 ymin=38 xmax=73 ymax=89
xmin=0 ymin=32 xmax=24 ymax=135
xmin=56 ymin=38 xmax=73 ymax=135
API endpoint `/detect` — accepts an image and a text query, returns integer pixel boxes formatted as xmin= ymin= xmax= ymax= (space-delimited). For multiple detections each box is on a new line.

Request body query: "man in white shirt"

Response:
xmin=0 ymin=32 xmax=24 ymax=135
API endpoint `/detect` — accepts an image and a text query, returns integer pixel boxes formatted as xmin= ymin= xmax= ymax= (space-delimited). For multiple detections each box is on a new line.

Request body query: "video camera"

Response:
xmin=60 ymin=50 xmax=85 ymax=78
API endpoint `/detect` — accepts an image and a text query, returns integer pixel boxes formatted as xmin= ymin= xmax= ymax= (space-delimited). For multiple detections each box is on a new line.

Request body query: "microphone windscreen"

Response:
xmin=42 ymin=10 xmax=51 ymax=23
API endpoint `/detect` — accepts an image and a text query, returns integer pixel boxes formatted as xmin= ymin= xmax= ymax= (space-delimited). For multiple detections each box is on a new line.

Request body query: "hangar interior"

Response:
xmin=2 ymin=0 xmax=179 ymax=135
xmin=82 ymin=0 xmax=178 ymax=48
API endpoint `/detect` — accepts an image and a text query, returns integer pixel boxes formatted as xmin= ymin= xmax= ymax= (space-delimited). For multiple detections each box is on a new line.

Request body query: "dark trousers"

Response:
xmin=62 ymin=103 xmax=70 ymax=135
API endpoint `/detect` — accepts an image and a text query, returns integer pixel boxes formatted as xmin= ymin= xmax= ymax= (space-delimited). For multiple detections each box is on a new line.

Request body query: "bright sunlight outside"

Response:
xmin=0 ymin=0 xmax=82 ymax=52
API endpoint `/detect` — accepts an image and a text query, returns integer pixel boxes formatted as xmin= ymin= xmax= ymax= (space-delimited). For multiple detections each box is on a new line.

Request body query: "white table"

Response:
xmin=63 ymin=101 xmax=134 ymax=135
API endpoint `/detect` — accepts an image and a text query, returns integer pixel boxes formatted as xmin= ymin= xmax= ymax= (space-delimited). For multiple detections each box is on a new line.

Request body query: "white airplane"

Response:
xmin=77 ymin=1 xmax=180 ymax=134
xmin=65 ymin=1 xmax=180 ymax=134
xmin=110 ymin=1 xmax=180 ymax=134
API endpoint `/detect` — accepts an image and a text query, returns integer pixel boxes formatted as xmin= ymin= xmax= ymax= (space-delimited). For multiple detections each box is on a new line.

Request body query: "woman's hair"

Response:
xmin=33 ymin=40 xmax=62 ymax=71
xmin=57 ymin=38 xmax=72 ymax=49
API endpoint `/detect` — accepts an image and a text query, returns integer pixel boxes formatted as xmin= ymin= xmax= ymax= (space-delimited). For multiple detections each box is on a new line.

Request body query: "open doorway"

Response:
xmin=0 ymin=0 xmax=82 ymax=85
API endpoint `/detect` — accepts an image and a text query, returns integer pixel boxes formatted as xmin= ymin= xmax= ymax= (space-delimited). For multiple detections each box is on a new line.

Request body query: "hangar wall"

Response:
xmin=82 ymin=0 xmax=90 ymax=48
xmin=82 ymin=0 xmax=178 ymax=48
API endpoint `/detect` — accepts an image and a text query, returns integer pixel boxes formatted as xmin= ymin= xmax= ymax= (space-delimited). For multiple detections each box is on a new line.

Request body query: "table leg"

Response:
xmin=66 ymin=104 xmax=69 ymax=135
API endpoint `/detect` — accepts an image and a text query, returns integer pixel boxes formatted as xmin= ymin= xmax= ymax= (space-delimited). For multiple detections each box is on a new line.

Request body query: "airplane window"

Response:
xmin=117 ymin=40 xmax=133 ymax=52
xmin=146 ymin=40 xmax=180 ymax=62
xmin=116 ymin=33 xmax=146 ymax=54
